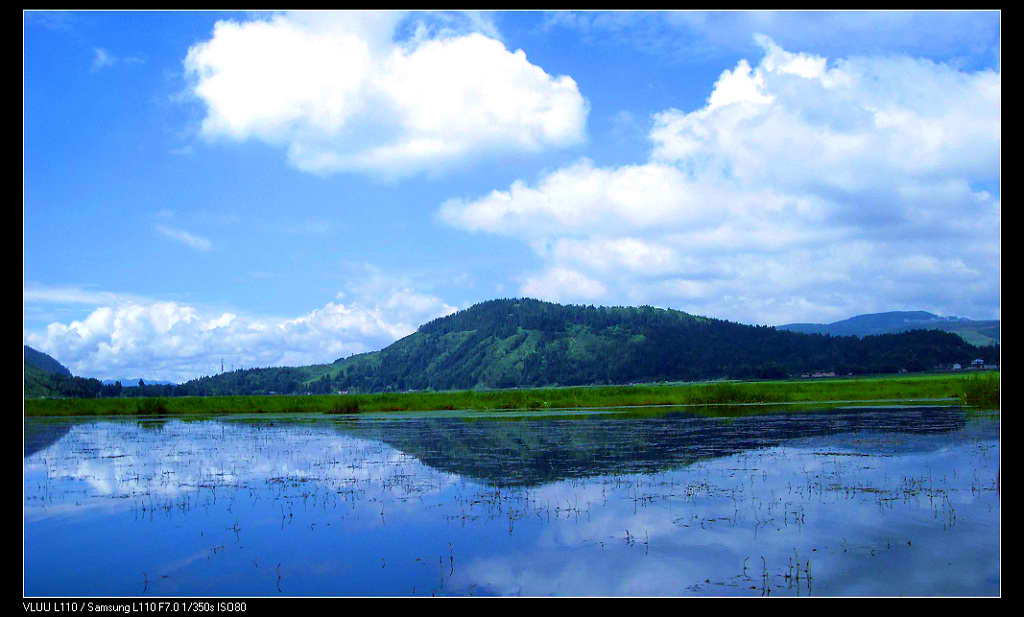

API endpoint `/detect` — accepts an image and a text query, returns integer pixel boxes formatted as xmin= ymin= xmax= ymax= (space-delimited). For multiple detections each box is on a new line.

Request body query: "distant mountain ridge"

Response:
xmin=102 ymin=379 xmax=178 ymax=387
xmin=177 ymin=298 xmax=999 ymax=396
xmin=778 ymin=311 xmax=1000 ymax=346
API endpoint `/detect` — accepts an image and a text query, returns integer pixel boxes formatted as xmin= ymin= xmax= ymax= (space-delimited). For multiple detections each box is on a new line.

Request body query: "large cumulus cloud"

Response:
xmin=440 ymin=36 xmax=1000 ymax=325
xmin=184 ymin=11 xmax=588 ymax=177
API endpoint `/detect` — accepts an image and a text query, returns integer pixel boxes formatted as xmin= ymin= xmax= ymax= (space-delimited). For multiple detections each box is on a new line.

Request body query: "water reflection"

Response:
xmin=333 ymin=406 xmax=970 ymax=486
xmin=24 ymin=419 xmax=73 ymax=458
xmin=24 ymin=406 xmax=999 ymax=596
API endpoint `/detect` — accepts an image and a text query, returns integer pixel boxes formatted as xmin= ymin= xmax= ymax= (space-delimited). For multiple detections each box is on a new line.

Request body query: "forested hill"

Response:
xmin=23 ymin=345 xmax=176 ymax=399
xmin=24 ymin=345 xmax=72 ymax=377
xmin=24 ymin=345 xmax=85 ymax=398
xmin=177 ymin=298 xmax=1000 ymax=396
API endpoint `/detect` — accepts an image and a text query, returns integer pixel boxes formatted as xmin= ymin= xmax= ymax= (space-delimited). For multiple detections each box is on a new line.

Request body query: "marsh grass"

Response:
xmin=961 ymin=373 xmax=1000 ymax=406
xmin=134 ymin=398 xmax=169 ymax=415
xmin=24 ymin=372 xmax=998 ymax=417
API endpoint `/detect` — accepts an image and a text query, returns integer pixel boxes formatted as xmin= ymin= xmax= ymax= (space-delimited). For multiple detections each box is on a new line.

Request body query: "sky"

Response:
xmin=23 ymin=10 xmax=1001 ymax=382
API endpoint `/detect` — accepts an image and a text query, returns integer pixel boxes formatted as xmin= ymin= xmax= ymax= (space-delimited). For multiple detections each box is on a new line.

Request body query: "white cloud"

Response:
xmin=90 ymin=47 xmax=145 ymax=72
xmin=156 ymin=224 xmax=212 ymax=251
xmin=439 ymin=159 xmax=709 ymax=237
xmin=440 ymin=37 xmax=1000 ymax=325
xmin=650 ymin=37 xmax=1000 ymax=190
xmin=521 ymin=267 xmax=607 ymax=303
xmin=550 ymin=237 xmax=679 ymax=275
xmin=91 ymin=48 xmax=116 ymax=71
xmin=23 ymin=282 xmax=457 ymax=383
xmin=24 ymin=284 xmax=146 ymax=307
xmin=184 ymin=11 xmax=588 ymax=177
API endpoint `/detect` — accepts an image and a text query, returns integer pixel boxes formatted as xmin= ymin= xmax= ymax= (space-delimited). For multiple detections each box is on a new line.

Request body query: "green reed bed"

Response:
xmin=960 ymin=372 xmax=1001 ymax=406
xmin=24 ymin=372 xmax=999 ymax=417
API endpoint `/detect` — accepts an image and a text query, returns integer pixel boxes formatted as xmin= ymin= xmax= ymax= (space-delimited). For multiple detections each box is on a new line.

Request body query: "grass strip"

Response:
xmin=24 ymin=372 xmax=999 ymax=417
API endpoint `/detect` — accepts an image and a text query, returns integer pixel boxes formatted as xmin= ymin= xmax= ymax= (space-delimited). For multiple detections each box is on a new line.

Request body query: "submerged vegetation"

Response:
xmin=23 ymin=372 xmax=998 ymax=417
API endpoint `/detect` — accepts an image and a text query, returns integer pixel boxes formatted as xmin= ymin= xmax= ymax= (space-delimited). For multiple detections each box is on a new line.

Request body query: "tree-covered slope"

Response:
xmin=24 ymin=345 xmax=72 ymax=377
xmin=176 ymin=364 xmax=335 ymax=397
xmin=325 ymin=300 xmax=996 ymax=391
xmin=24 ymin=345 xmax=119 ymax=399
xmin=32 ymin=300 xmax=999 ymax=399
xmin=178 ymin=298 xmax=999 ymax=396
xmin=24 ymin=346 xmax=78 ymax=397
xmin=24 ymin=363 xmax=62 ymax=398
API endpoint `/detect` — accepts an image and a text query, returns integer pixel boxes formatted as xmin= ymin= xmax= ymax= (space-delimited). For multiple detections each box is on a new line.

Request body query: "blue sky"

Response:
xmin=24 ymin=11 xmax=1001 ymax=382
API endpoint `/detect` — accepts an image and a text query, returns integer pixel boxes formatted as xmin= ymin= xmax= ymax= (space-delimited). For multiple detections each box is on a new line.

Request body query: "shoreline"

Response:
xmin=23 ymin=372 xmax=999 ymax=417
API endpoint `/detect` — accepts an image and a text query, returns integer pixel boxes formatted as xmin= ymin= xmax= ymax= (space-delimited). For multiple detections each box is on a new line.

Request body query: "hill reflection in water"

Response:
xmin=24 ymin=405 xmax=998 ymax=596
xmin=330 ymin=406 xmax=970 ymax=487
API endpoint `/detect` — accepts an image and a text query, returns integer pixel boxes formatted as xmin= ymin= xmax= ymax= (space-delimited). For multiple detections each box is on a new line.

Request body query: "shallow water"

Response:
xmin=24 ymin=406 xmax=1000 ymax=596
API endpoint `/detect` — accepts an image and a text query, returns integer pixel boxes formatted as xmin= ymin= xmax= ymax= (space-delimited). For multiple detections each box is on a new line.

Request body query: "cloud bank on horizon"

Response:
xmin=24 ymin=11 xmax=1000 ymax=381
xmin=24 ymin=279 xmax=457 ymax=383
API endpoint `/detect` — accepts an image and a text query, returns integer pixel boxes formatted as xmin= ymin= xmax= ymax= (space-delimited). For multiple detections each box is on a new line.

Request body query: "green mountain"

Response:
xmin=23 ymin=345 xmax=112 ymax=399
xmin=23 ymin=345 xmax=189 ymax=400
xmin=778 ymin=311 xmax=1000 ymax=346
xmin=24 ymin=345 xmax=72 ymax=377
xmin=24 ymin=363 xmax=62 ymax=398
xmin=24 ymin=346 xmax=76 ymax=398
xmin=177 ymin=298 xmax=999 ymax=396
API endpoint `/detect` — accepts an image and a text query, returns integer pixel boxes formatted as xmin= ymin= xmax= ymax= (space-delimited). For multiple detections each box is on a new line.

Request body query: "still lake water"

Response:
xmin=24 ymin=406 xmax=999 ymax=596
